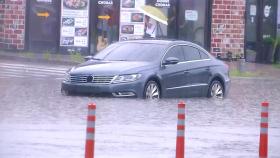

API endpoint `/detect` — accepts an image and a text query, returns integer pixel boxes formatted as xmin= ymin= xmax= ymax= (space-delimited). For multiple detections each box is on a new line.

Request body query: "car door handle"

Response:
xmin=184 ymin=70 xmax=190 ymax=74
xmin=205 ymin=67 xmax=210 ymax=71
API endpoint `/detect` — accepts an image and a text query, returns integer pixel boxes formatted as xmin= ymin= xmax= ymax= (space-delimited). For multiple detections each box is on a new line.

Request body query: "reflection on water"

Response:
xmin=0 ymin=78 xmax=280 ymax=158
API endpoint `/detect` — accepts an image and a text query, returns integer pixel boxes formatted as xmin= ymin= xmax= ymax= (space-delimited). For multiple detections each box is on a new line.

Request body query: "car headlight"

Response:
xmin=112 ymin=74 xmax=142 ymax=84
xmin=64 ymin=72 xmax=70 ymax=82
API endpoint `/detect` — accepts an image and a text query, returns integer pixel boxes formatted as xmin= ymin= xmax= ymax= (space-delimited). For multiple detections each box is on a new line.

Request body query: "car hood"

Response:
xmin=69 ymin=60 xmax=155 ymax=75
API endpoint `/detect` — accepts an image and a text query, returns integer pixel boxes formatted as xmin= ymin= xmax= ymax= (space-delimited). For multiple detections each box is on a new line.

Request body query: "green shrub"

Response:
xmin=21 ymin=51 xmax=35 ymax=58
xmin=43 ymin=51 xmax=51 ymax=60
xmin=230 ymin=69 xmax=259 ymax=77
xmin=273 ymin=63 xmax=280 ymax=69
xmin=70 ymin=52 xmax=84 ymax=63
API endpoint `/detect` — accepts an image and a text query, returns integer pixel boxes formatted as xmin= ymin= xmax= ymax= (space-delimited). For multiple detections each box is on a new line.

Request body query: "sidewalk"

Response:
xmin=1 ymin=50 xmax=280 ymax=79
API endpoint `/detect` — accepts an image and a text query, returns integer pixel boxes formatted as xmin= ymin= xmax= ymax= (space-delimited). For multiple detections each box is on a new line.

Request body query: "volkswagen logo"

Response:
xmin=87 ymin=75 xmax=94 ymax=82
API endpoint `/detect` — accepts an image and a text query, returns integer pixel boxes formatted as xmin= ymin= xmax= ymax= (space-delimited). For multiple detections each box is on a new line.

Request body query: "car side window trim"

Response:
xmin=163 ymin=45 xmax=185 ymax=63
xmin=161 ymin=44 xmax=211 ymax=67
xmin=199 ymin=50 xmax=210 ymax=59
xmin=167 ymin=83 xmax=209 ymax=90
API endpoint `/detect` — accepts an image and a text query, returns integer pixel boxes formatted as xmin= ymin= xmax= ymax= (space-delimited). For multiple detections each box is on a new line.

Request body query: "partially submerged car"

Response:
xmin=61 ymin=40 xmax=230 ymax=99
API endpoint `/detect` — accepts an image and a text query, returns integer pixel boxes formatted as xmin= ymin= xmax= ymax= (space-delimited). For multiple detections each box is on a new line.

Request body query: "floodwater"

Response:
xmin=0 ymin=75 xmax=280 ymax=157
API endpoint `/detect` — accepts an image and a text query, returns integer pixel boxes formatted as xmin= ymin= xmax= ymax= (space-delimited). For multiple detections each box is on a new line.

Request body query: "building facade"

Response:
xmin=0 ymin=0 xmax=279 ymax=63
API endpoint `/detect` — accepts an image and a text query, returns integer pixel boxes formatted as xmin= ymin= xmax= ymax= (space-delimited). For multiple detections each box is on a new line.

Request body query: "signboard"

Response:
xmin=97 ymin=0 xmax=113 ymax=5
xmin=185 ymin=10 xmax=198 ymax=21
xmin=36 ymin=0 xmax=52 ymax=2
xmin=250 ymin=5 xmax=257 ymax=16
xmin=119 ymin=0 xmax=146 ymax=41
xmin=264 ymin=5 xmax=272 ymax=18
xmin=60 ymin=0 xmax=89 ymax=53
xmin=36 ymin=12 xmax=50 ymax=17
xmin=154 ymin=0 xmax=170 ymax=8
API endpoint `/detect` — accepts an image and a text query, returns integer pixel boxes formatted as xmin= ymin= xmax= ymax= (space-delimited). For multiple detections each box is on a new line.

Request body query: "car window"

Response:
xmin=182 ymin=46 xmax=201 ymax=61
xmin=95 ymin=43 xmax=165 ymax=62
xmin=163 ymin=46 xmax=184 ymax=62
xmin=199 ymin=51 xmax=210 ymax=59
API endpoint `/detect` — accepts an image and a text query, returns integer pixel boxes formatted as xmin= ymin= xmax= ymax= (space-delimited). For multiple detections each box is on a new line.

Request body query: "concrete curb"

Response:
xmin=0 ymin=51 xmax=81 ymax=66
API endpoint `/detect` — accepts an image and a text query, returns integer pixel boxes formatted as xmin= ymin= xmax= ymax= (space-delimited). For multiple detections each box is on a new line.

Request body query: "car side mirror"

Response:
xmin=162 ymin=57 xmax=180 ymax=65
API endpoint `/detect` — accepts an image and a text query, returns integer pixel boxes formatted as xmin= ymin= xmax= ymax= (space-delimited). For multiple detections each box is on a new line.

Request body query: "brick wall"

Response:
xmin=0 ymin=1 xmax=5 ymax=49
xmin=211 ymin=0 xmax=245 ymax=58
xmin=0 ymin=0 xmax=25 ymax=50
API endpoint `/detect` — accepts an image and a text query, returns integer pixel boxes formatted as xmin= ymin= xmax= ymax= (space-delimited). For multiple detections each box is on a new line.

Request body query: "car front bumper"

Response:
xmin=61 ymin=81 xmax=144 ymax=98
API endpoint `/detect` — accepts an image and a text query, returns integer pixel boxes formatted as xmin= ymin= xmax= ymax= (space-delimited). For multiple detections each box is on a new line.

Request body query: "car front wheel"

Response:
xmin=61 ymin=88 xmax=71 ymax=96
xmin=208 ymin=80 xmax=224 ymax=99
xmin=144 ymin=81 xmax=160 ymax=99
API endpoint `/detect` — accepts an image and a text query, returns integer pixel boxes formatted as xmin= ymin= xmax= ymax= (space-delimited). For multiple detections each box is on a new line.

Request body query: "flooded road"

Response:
xmin=0 ymin=61 xmax=280 ymax=158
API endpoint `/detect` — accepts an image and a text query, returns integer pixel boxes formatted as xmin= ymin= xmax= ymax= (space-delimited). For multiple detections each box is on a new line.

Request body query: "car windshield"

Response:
xmin=94 ymin=43 xmax=166 ymax=62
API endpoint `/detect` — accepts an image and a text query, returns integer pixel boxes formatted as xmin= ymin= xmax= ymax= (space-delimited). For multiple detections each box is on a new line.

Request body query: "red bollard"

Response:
xmin=176 ymin=101 xmax=186 ymax=158
xmin=85 ymin=103 xmax=96 ymax=158
xmin=259 ymin=102 xmax=269 ymax=158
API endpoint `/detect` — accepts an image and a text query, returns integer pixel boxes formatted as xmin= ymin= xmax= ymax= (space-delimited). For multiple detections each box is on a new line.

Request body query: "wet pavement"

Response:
xmin=0 ymin=60 xmax=280 ymax=158
xmin=227 ymin=61 xmax=280 ymax=79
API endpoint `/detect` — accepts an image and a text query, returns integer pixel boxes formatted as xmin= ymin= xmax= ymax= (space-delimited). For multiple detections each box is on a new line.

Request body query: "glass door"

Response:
xmin=90 ymin=0 xmax=120 ymax=53
xmin=245 ymin=0 xmax=277 ymax=63
xmin=177 ymin=0 xmax=211 ymax=49
xmin=245 ymin=0 xmax=258 ymax=62
xmin=260 ymin=0 xmax=277 ymax=62
xmin=27 ymin=0 xmax=60 ymax=52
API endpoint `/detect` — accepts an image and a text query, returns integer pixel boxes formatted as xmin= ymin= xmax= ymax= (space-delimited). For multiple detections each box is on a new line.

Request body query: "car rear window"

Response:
xmin=182 ymin=46 xmax=201 ymax=61
xmin=164 ymin=46 xmax=185 ymax=62
xmin=199 ymin=51 xmax=210 ymax=59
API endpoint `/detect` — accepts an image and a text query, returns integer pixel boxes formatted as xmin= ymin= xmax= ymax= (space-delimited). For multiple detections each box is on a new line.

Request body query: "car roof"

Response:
xmin=119 ymin=39 xmax=203 ymax=48
xmin=119 ymin=39 xmax=172 ymax=45
xmin=120 ymin=39 xmax=191 ymax=44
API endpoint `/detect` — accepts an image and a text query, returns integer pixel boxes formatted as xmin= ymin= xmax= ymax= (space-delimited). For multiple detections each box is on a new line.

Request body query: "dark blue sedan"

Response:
xmin=61 ymin=40 xmax=230 ymax=99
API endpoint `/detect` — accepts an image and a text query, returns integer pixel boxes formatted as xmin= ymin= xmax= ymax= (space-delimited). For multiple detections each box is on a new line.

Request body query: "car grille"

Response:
xmin=70 ymin=75 xmax=115 ymax=84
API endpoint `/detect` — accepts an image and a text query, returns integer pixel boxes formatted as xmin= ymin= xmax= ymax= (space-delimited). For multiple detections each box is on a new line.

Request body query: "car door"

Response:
xmin=159 ymin=45 xmax=188 ymax=98
xmin=182 ymin=45 xmax=211 ymax=97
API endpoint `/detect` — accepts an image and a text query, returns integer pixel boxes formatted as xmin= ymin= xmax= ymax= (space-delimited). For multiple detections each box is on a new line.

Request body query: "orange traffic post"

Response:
xmin=176 ymin=101 xmax=186 ymax=158
xmin=259 ymin=102 xmax=269 ymax=158
xmin=85 ymin=103 xmax=96 ymax=158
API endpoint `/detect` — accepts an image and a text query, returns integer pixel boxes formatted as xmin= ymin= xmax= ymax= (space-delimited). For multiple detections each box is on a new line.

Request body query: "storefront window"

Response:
xmin=245 ymin=0 xmax=278 ymax=63
xmin=143 ymin=0 xmax=177 ymax=39
xmin=119 ymin=0 xmax=145 ymax=41
xmin=60 ymin=0 xmax=90 ymax=54
xmin=91 ymin=0 xmax=210 ymax=53
xmin=91 ymin=0 xmax=119 ymax=53
xmin=144 ymin=0 xmax=168 ymax=38
xmin=119 ymin=0 xmax=176 ymax=40
xmin=178 ymin=0 xmax=207 ymax=47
